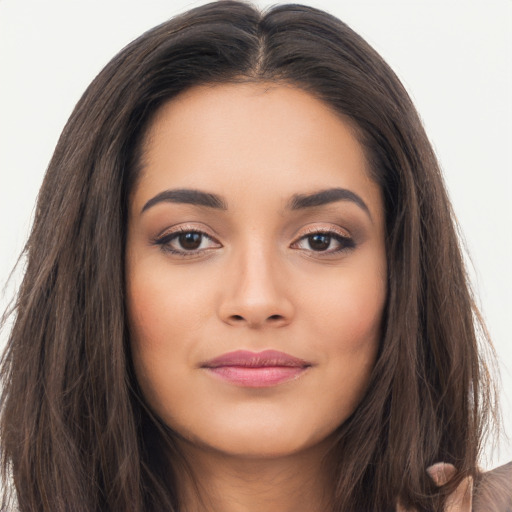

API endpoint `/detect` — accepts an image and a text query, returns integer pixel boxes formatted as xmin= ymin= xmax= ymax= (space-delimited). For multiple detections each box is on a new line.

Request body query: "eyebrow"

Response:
xmin=288 ymin=188 xmax=372 ymax=219
xmin=141 ymin=186 xmax=371 ymax=219
xmin=141 ymin=188 xmax=227 ymax=213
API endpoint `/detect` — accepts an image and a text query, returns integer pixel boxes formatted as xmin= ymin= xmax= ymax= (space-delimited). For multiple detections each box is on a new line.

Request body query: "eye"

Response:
xmin=292 ymin=230 xmax=355 ymax=254
xmin=154 ymin=228 xmax=221 ymax=255
xmin=176 ymin=232 xmax=204 ymax=250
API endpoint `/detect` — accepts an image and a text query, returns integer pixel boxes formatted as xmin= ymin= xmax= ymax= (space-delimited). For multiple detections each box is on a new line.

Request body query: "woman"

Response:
xmin=0 ymin=1 xmax=509 ymax=510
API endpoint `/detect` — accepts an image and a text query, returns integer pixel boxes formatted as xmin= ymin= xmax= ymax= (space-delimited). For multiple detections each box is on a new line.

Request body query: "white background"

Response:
xmin=1 ymin=0 xmax=510 ymax=469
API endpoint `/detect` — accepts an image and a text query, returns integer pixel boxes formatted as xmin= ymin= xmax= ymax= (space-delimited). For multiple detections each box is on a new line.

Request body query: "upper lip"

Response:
xmin=201 ymin=350 xmax=311 ymax=368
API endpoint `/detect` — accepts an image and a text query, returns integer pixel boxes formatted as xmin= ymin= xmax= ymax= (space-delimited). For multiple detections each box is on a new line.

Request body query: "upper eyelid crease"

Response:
xmin=297 ymin=225 xmax=351 ymax=238
xmin=154 ymin=230 xmax=221 ymax=255
xmin=292 ymin=232 xmax=355 ymax=254
xmin=155 ymin=227 xmax=219 ymax=243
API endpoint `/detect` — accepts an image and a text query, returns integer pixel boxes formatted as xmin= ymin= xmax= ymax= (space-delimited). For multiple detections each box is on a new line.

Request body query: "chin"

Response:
xmin=175 ymin=413 xmax=339 ymax=460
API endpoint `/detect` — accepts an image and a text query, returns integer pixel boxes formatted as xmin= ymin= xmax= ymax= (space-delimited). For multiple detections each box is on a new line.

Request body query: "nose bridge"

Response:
xmin=237 ymin=240 xmax=277 ymax=299
xmin=218 ymin=235 xmax=293 ymax=327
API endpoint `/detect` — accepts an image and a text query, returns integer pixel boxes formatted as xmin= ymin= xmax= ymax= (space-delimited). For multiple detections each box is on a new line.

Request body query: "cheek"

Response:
xmin=307 ymin=263 xmax=386 ymax=349
xmin=127 ymin=261 xmax=212 ymax=351
xmin=125 ymin=261 xmax=213 ymax=407
xmin=304 ymin=262 xmax=386 ymax=405
xmin=127 ymin=280 xmax=204 ymax=434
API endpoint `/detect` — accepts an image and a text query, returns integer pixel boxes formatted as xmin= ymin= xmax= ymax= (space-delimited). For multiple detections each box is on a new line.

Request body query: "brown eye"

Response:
xmin=292 ymin=229 xmax=355 ymax=255
xmin=307 ymin=234 xmax=331 ymax=251
xmin=178 ymin=232 xmax=202 ymax=250
xmin=154 ymin=228 xmax=222 ymax=256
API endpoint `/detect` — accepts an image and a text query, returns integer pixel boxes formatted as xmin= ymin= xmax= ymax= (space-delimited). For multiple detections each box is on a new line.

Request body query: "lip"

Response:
xmin=201 ymin=350 xmax=311 ymax=388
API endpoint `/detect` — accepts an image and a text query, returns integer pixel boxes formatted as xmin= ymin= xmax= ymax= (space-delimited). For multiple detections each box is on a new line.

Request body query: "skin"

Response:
xmin=126 ymin=82 xmax=387 ymax=512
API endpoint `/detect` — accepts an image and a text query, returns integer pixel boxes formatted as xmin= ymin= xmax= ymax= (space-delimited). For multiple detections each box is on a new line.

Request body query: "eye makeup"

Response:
xmin=152 ymin=224 xmax=222 ymax=257
xmin=290 ymin=226 xmax=356 ymax=255
xmin=151 ymin=222 xmax=356 ymax=260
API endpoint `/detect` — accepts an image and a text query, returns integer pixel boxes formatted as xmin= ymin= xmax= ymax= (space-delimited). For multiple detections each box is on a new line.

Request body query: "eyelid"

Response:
xmin=152 ymin=223 xmax=222 ymax=256
xmin=152 ymin=222 xmax=355 ymax=257
xmin=290 ymin=223 xmax=355 ymax=255
xmin=295 ymin=224 xmax=351 ymax=239
xmin=154 ymin=222 xmax=219 ymax=241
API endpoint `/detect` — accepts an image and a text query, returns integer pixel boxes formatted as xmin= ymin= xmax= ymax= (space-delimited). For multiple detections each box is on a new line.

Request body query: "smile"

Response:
xmin=201 ymin=350 xmax=311 ymax=388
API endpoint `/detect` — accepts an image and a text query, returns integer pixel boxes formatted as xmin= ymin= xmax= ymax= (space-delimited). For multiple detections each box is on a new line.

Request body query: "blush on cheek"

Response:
xmin=342 ymin=277 xmax=386 ymax=347
xmin=126 ymin=269 xmax=175 ymax=347
xmin=316 ymin=295 xmax=383 ymax=348
xmin=127 ymin=297 xmax=157 ymax=349
xmin=348 ymin=305 xmax=383 ymax=347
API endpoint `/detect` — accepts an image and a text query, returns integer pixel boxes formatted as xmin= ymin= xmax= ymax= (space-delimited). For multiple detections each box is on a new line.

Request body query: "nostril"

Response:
xmin=228 ymin=314 xmax=284 ymax=324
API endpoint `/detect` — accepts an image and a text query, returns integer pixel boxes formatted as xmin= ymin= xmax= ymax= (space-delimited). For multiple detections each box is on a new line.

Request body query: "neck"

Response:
xmin=174 ymin=440 xmax=335 ymax=512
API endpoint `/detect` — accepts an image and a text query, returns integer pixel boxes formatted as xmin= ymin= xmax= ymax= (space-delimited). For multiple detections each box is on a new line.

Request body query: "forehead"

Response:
xmin=133 ymin=82 xmax=381 ymax=218
xmin=144 ymin=82 xmax=365 ymax=163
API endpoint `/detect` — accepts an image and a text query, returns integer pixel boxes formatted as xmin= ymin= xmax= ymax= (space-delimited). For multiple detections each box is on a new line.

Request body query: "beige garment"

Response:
xmin=396 ymin=462 xmax=472 ymax=512
xmin=472 ymin=461 xmax=512 ymax=512
xmin=427 ymin=462 xmax=473 ymax=512
xmin=397 ymin=461 xmax=512 ymax=512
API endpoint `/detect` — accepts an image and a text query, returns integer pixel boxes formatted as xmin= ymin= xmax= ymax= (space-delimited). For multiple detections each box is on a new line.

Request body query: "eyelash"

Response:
xmin=153 ymin=226 xmax=355 ymax=257
xmin=291 ymin=228 xmax=355 ymax=255
xmin=153 ymin=227 xmax=221 ymax=257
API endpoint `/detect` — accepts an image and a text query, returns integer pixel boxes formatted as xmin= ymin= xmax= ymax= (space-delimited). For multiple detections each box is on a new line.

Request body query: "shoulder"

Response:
xmin=473 ymin=461 xmax=512 ymax=512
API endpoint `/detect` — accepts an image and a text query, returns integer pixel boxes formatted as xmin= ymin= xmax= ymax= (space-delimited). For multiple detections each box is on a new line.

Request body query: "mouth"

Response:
xmin=200 ymin=349 xmax=312 ymax=388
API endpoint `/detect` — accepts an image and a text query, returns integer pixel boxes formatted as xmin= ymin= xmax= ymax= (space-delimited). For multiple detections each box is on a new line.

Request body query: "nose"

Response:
xmin=217 ymin=246 xmax=294 ymax=329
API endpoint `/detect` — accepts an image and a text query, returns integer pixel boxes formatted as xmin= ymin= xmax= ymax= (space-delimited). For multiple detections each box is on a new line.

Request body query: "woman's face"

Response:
xmin=126 ymin=83 xmax=387 ymax=458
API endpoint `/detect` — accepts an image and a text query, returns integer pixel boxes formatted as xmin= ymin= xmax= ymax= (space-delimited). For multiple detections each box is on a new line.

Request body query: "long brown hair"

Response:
xmin=0 ymin=1 xmax=496 ymax=510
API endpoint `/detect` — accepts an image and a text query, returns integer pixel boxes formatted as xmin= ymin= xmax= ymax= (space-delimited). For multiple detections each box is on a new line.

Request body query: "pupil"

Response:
xmin=309 ymin=234 xmax=330 ymax=251
xmin=179 ymin=232 xmax=202 ymax=250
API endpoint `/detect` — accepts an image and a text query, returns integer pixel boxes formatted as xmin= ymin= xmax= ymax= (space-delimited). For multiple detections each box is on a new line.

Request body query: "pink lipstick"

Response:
xmin=201 ymin=350 xmax=311 ymax=387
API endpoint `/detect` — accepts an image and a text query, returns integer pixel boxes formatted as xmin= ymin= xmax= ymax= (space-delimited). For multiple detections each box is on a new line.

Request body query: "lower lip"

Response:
xmin=205 ymin=366 xmax=307 ymax=387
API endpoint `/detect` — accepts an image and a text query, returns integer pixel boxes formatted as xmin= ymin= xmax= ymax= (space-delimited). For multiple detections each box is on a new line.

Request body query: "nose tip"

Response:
xmin=217 ymin=255 xmax=294 ymax=329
